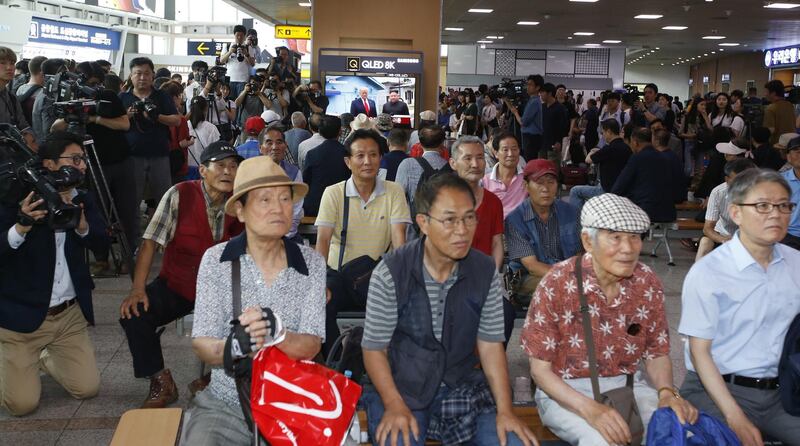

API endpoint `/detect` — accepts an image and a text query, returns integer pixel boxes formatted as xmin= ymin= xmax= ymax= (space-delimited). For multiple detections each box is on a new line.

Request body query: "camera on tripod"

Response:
xmin=0 ymin=124 xmax=84 ymax=231
xmin=200 ymin=65 xmax=228 ymax=87
xmin=490 ymin=78 xmax=526 ymax=106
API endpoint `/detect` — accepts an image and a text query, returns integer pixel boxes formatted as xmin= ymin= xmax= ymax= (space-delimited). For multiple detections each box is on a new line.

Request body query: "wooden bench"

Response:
xmin=675 ymin=201 xmax=703 ymax=211
xmin=356 ymin=406 xmax=563 ymax=445
xmin=110 ymin=408 xmax=183 ymax=446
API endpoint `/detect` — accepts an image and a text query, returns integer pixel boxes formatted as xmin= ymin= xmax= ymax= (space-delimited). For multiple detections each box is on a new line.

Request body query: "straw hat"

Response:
xmin=224 ymin=156 xmax=308 ymax=216
xmin=349 ymin=113 xmax=375 ymax=131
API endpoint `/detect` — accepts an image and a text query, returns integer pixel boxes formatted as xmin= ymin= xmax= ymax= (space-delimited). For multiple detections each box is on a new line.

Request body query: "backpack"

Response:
xmin=646 ymin=408 xmax=740 ymax=446
xmin=17 ymin=85 xmax=42 ymax=127
xmin=779 ymin=312 xmax=800 ymax=415
xmin=409 ymin=156 xmax=452 ymax=234
xmin=325 ymin=325 xmax=365 ymax=384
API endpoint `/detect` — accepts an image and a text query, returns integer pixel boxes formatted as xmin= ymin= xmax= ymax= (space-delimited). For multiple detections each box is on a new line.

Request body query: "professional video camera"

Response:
xmin=0 ymin=124 xmax=84 ymax=230
xmin=490 ymin=78 xmax=526 ymax=105
xmin=199 ymin=65 xmax=229 ymax=88
xmin=44 ymin=71 xmax=101 ymax=103
xmin=621 ymin=85 xmax=642 ymax=105
xmin=53 ymin=99 xmax=111 ymax=137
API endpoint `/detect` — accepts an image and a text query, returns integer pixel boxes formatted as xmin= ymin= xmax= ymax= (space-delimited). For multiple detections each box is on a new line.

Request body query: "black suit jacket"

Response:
xmin=0 ymin=190 xmax=109 ymax=333
xmin=350 ymin=98 xmax=377 ymax=118
xmin=302 ymin=139 xmax=350 ymax=216
xmin=611 ymin=146 xmax=684 ymax=223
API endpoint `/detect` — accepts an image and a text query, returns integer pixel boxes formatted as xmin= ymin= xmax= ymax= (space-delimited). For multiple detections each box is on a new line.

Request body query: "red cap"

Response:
xmin=522 ymin=159 xmax=558 ymax=182
xmin=244 ymin=116 xmax=265 ymax=136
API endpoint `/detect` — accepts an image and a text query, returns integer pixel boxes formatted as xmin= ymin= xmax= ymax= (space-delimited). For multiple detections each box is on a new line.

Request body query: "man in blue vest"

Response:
xmin=361 ymin=173 xmax=538 ymax=446
xmin=506 ymin=159 xmax=581 ymax=295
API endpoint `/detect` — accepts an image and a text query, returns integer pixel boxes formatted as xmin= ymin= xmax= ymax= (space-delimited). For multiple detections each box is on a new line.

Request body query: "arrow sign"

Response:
xmin=275 ymin=25 xmax=311 ymax=40
xmin=196 ymin=41 xmax=209 ymax=55
xmin=188 ymin=40 xmax=221 ymax=56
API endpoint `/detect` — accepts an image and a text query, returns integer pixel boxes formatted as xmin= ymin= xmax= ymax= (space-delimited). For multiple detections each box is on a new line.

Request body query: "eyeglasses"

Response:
xmin=425 ymin=213 xmax=478 ymax=230
xmin=735 ymin=202 xmax=796 ymax=214
xmin=59 ymin=154 xmax=87 ymax=166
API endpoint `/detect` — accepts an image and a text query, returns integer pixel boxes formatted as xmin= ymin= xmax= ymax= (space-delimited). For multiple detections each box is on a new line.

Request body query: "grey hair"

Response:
xmin=290 ymin=111 xmax=306 ymax=127
xmin=581 ymin=227 xmax=600 ymax=243
xmin=727 ymin=168 xmax=791 ymax=205
xmin=451 ymin=135 xmax=484 ymax=159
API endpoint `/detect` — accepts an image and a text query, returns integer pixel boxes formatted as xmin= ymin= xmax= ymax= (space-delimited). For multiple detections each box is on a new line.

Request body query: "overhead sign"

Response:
xmin=28 ymin=17 xmax=121 ymax=51
xmin=188 ymin=40 xmax=225 ymax=56
xmin=702 ymin=76 xmax=710 ymax=84
xmin=721 ymin=73 xmax=730 ymax=82
xmin=275 ymin=25 xmax=311 ymax=40
xmin=764 ymin=46 xmax=800 ymax=68
xmin=319 ymin=54 xmax=424 ymax=74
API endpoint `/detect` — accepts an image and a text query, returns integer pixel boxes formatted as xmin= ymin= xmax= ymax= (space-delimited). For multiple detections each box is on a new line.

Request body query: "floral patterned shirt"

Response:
xmin=521 ymin=253 xmax=670 ymax=379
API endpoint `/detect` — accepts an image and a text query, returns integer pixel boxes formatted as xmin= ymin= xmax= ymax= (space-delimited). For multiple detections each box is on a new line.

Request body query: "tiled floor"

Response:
xmin=0 ymin=238 xmax=696 ymax=445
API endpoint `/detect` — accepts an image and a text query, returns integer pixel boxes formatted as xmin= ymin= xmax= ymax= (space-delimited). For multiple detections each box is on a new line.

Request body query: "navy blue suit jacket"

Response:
xmin=350 ymin=98 xmax=377 ymax=118
xmin=0 ymin=190 xmax=109 ymax=333
xmin=611 ymin=146 xmax=685 ymax=223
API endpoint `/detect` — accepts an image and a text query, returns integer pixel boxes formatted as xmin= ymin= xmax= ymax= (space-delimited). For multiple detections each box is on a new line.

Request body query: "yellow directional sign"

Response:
xmin=196 ymin=41 xmax=209 ymax=55
xmin=275 ymin=25 xmax=311 ymax=40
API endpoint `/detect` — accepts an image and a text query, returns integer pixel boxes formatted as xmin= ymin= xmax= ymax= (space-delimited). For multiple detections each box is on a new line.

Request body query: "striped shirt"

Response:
xmin=362 ymin=260 xmax=506 ymax=350
xmin=316 ymin=178 xmax=411 ymax=269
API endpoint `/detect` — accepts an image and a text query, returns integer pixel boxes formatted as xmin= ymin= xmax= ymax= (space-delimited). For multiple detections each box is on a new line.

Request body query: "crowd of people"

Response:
xmin=1 ymin=38 xmax=800 ymax=446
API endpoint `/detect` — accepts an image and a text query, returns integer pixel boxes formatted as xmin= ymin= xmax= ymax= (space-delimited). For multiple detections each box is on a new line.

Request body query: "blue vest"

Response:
xmin=383 ymin=238 xmax=494 ymax=410
xmin=506 ymin=200 xmax=581 ymax=265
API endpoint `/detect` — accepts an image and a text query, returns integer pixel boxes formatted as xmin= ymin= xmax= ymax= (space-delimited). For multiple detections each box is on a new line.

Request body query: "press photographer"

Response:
xmin=120 ymin=57 xmax=181 ymax=210
xmin=234 ymin=74 xmax=270 ymax=129
xmin=262 ymin=74 xmax=290 ymax=118
xmin=0 ymin=47 xmax=35 ymax=149
xmin=220 ymin=25 xmax=256 ymax=99
xmin=52 ymin=61 xmax=139 ymax=275
xmin=0 ymin=130 xmax=108 ymax=416
xmin=184 ymin=60 xmax=209 ymax=110
xmin=503 ymin=75 xmax=543 ymax=161
xmin=293 ymin=80 xmax=328 ymax=119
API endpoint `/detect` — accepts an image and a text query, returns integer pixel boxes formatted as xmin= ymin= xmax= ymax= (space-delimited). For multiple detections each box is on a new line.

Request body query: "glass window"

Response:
xmin=138 ymin=34 xmax=152 ymax=54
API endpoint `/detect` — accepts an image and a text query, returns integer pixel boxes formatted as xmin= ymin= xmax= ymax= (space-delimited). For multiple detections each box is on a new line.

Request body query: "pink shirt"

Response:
xmin=482 ymin=164 xmax=528 ymax=219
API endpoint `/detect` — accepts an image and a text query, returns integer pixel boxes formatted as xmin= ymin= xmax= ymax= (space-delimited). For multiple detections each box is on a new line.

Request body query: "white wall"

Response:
xmin=624 ymin=64 xmax=690 ymax=99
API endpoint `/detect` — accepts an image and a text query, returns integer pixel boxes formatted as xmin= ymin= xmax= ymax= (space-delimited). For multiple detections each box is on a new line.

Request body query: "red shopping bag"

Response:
xmin=250 ymin=346 xmax=362 ymax=446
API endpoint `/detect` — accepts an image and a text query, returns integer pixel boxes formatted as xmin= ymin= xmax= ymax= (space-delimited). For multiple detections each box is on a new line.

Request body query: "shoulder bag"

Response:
xmin=335 ymin=185 xmax=380 ymax=308
xmin=576 ymin=256 xmax=644 ymax=446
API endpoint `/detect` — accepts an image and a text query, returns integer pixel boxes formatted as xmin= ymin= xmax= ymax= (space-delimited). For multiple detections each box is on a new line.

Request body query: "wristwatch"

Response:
xmin=657 ymin=386 xmax=681 ymax=400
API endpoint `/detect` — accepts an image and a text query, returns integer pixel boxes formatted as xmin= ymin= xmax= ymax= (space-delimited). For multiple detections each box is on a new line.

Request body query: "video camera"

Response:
xmin=53 ymin=100 xmax=112 ymax=137
xmin=621 ymin=85 xmax=642 ymax=106
xmin=490 ymin=78 xmax=526 ymax=106
xmin=0 ymin=124 xmax=84 ymax=231
xmin=198 ymin=65 xmax=229 ymax=88
xmin=44 ymin=71 xmax=100 ymax=103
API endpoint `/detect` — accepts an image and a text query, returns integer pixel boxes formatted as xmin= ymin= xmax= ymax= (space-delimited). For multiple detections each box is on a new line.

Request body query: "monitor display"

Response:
xmin=324 ymin=74 xmax=417 ymax=127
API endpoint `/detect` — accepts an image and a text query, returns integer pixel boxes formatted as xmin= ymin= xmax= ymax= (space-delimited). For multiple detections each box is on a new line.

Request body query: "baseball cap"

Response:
xmin=715 ymin=141 xmax=746 ymax=156
xmin=244 ymin=116 xmax=265 ymax=136
xmin=522 ymin=159 xmax=558 ymax=182
xmin=260 ymin=110 xmax=282 ymax=126
xmin=787 ymin=136 xmax=800 ymax=152
xmin=200 ymin=140 xmax=244 ymax=164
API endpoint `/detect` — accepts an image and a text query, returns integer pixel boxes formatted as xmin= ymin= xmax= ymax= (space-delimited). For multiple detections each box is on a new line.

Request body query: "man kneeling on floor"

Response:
xmin=523 ymin=194 xmax=697 ymax=445
xmin=119 ymin=141 xmax=244 ymax=408
xmin=679 ymin=168 xmax=800 ymax=445
xmin=361 ymin=173 xmax=539 ymax=446
xmin=0 ymin=131 xmax=108 ymax=416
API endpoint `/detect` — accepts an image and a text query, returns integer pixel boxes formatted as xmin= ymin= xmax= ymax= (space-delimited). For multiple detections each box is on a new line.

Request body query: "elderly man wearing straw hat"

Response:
xmin=119 ymin=141 xmax=245 ymax=408
xmin=523 ymin=194 xmax=697 ymax=445
xmin=186 ymin=156 xmax=327 ymax=445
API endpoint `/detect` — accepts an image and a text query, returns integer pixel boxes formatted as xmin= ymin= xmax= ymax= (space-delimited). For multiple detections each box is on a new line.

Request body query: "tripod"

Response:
xmin=67 ymin=121 xmax=135 ymax=280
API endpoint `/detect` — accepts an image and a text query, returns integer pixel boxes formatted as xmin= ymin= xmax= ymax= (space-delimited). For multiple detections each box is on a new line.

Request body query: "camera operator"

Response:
xmin=262 ymin=74 xmax=290 ymax=118
xmin=504 ymin=75 xmax=544 ymax=162
xmin=184 ymin=60 xmax=209 ymax=111
xmin=200 ymin=82 xmax=236 ymax=126
xmin=294 ymin=80 xmax=328 ymax=118
xmin=234 ymin=75 xmax=269 ymax=128
xmin=51 ymin=62 xmax=139 ymax=274
xmin=0 ymin=47 xmax=35 ymax=148
xmin=245 ymin=29 xmax=269 ymax=64
xmin=268 ymin=47 xmax=299 ymax=85
xmin=120 ymin=57 xmax=181 ymax=209
xmin=31 ymin=58 xmax=68 ymax=145
xmin=220 ymin=25 xmax=256 ymax=99
xmin=0 ymin=131 xmax=108 ymax=416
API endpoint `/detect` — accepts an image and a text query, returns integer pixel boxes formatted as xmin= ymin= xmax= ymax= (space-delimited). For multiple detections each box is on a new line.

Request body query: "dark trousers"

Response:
xmin=91 ymin=157 xmax=140 ymax=262
xmin=323 ymin=270 xmax=362 ymax=356
xmin=521 ymin=133 xmax=542 ymax=162
xmin=681 ymin=371 xmax=800 ymax=445
xmin=119 ymin=277 xmax=194 ymax=378
xmin=782 ymin=233 xmax=800 ymax=251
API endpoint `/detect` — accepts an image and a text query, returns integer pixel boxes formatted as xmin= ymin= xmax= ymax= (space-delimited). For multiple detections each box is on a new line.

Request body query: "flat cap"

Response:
xmin=581 ymin=193 xmax=651 ymax=233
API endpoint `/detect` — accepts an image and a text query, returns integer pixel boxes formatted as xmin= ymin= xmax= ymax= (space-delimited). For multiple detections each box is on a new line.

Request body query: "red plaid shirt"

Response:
xmin=521 ymin=253 xmax=670 ymax=379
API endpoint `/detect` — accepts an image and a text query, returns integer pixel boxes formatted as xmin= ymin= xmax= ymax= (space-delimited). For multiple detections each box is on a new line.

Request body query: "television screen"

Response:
xmin=324 ymin=74 xmax=417 ymax=127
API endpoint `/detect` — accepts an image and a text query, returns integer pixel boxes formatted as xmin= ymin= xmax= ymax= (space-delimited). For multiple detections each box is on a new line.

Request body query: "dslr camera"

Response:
xmin=204 ymin=65 xmax=229 ymax=87
xmin=231 ymin=43 xmax=250 ymax=63
xmin=246 ymin=75 xmax=264 ymax=96
xmin=0 ymin=124 xmax=84 ymax=230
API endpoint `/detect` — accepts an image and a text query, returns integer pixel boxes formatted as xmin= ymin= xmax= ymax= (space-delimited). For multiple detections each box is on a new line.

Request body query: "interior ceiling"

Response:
xmin=228 ymin=0 xmax=800 ymax=66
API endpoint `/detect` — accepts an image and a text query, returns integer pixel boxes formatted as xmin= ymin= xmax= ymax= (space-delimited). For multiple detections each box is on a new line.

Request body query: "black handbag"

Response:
xmin=331 ymin=185 xmax=380 ymax=308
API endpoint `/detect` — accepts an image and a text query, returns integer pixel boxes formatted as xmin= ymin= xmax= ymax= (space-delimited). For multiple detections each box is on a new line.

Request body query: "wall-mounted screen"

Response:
xmin=323 ymin=73 xmax=418 ymax=127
